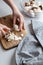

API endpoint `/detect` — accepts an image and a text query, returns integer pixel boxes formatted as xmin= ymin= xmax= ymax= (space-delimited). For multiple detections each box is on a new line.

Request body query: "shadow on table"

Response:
xmin=10 ymin=48 xmax=17 ymax=65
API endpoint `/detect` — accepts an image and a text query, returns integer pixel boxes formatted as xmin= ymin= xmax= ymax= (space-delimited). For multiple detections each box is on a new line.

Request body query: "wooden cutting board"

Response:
xmin=0 ymin=15 xmax=26 ymax=50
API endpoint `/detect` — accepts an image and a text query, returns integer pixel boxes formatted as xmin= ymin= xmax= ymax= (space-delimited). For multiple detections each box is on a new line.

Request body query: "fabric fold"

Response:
xmin=16 ymin=20 xmax=43 ymax=65
xmin=16 ymin=34 xmax=42 ymax=65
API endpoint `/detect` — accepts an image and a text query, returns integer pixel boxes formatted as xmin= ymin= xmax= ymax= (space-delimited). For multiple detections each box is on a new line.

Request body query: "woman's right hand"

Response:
xmin=0 ymin=24 xmax=10 ymax=37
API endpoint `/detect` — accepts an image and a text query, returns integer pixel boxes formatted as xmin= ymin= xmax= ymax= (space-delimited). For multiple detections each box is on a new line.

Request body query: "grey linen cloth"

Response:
xmin=16 ymin=34 xmax=43 ymax=65
xmin=31 ymin=20 xmax=43 ymax=47
xmin=16 ymin=20 xmax=43 ymax=65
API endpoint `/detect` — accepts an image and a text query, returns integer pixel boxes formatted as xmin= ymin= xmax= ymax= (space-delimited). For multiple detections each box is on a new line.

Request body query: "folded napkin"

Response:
xmin=16 ymin=34 xmax=42 ymax=65
xmin=31 ymin=20 xmax=43 ymax=47
xmin=23 ymin=54 xmax=43 ymax=65
xmin=16 ymin=20 xmax=43 ymax=65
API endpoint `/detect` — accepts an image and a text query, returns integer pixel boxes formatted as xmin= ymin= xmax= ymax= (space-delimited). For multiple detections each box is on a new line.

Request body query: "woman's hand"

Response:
xmin=0 ymin=24 xmax=10 ymax=37
xmin=3 ymin=0 xmax=25 ymax=31
xmin=13 ymin=8 xmax=25 ymax=31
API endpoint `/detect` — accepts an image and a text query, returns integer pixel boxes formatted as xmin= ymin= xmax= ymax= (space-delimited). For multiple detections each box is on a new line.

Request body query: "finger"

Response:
xmin=22 ymin=23 xmax=25 ymax=30
xmin=4 ymin=26 xmax=10 ymax=31
xmin=13 ymin=16 xmax=16 ymax=27
xmin=0 ymin=31 xmax=1 ymax=35
xmin=1 ymin=29 xmax=6 ymax=35
xmin=19 ymin=17 xmax=23 ymax=31
xmin=18 ymin=20 xmax=22 ymax=31
xmin=0 ymin=31 xmax=2 ymax=38
xmin=19 ymin=22 xmax=23 ymax=31
xmin=3 ymin=27 xmax=10 ymax=33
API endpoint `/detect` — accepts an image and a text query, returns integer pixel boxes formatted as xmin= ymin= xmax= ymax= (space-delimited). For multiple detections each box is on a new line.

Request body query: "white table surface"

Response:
xmin=0 ymin=0 xmax=30 ymax=65
xmin=0 ymin=0 xmax=42 ymax=65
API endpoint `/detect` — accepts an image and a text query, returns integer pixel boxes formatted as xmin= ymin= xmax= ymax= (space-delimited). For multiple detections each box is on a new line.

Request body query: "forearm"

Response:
xmin=3 ymin=0 xmax=19 ymax=12
xmin=3 ymin=0 xmax=24 ymax=31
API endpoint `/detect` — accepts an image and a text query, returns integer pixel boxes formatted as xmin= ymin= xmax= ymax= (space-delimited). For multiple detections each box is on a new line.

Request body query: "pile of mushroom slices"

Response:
xmin=24 ymin=0 xmax=43 ymax=17
xmin=5 ymin=25 xmax=24 ymax=42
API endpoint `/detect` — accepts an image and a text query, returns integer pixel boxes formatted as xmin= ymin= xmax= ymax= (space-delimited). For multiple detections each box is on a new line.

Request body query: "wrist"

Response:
xmin=13 ymin=6 xmax=21 ymax=15
xmin=12 ymin=5 xmax=19 ymax=12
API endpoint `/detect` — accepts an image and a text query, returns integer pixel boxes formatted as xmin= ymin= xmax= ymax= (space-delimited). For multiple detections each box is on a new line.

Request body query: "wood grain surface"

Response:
xmin=0 ymin=15 xmax=26 ymax=50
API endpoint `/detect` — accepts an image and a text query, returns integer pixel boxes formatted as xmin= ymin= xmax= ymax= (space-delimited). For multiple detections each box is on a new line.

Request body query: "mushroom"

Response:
xmin=14 ymin=25 xmax=20 ymax=31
